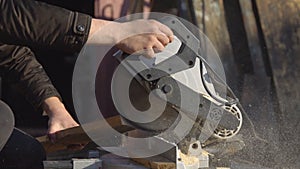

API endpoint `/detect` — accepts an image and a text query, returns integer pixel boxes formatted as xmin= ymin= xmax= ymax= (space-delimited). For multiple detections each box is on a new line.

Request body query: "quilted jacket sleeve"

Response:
xmin=0 ymin=0 xmax=93 ymax=109
xmin=0 ymin=0 xmax=92 ymax=52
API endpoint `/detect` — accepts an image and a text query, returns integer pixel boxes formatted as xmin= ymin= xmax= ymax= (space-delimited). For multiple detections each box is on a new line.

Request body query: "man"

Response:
xmin=0 ymin=0 xmax=173 ymax=168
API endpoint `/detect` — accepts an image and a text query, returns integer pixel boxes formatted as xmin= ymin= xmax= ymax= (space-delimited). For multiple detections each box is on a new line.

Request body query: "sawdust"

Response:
xmin=179 ymin=151 xmax=198 ymax=166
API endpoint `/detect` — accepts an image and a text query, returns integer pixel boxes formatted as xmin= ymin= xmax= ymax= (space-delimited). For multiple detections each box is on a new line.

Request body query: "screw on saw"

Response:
xmin=161 ymin=84 xmax=173 ymax=94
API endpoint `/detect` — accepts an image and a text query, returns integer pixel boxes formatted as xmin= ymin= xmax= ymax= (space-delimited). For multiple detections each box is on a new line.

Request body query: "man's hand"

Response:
xmin=116 ymin=19 xmax=173 ymax=58
xmin=43 ymin=97 xmax=79 ymax=142
xmin=89 ymin=19 xmax=173 ymax=58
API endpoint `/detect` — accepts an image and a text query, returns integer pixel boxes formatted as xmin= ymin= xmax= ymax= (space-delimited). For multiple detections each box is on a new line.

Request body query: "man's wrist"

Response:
xmin=89 ymin=19 xmax=121 ymax=43
xmin=89 ymin=19 xmax=111 ymax=38
xmin=42 ymin=97 xmax=65 ymax=117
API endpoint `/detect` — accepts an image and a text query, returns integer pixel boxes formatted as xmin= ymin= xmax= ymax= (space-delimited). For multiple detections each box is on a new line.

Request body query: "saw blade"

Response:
xmin=0 ymin=100 xmax=15 ymax=151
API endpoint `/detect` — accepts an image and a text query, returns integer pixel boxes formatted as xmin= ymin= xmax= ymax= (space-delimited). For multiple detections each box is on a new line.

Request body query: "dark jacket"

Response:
xmin=0 ymin=0 xmax=92 ymax=109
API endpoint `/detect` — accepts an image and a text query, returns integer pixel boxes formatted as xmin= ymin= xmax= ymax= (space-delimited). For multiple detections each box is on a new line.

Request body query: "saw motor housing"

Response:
xmin=110 ymin=16 xmax=244 ymax=168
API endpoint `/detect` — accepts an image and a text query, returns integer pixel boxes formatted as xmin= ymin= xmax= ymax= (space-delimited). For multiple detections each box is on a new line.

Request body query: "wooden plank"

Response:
xmin=37 ymin=126 xmax=90 ymax=153
xmin=37 ymin=115 xmax=133 ymax=153
xmin=255 ymin=0 xmax=300 ymax=168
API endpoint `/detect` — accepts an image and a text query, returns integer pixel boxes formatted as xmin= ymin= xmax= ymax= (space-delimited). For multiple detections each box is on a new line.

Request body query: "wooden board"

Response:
xmin=37 ymin=116 xmax=133 ymax=153
xmin=255 ymin=0 xmax=300 ymax=168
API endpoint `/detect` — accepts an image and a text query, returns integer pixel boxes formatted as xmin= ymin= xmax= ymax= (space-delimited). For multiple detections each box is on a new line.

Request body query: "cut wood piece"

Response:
xmin=37 ymin=127 xmax=89 ymax=153
xmin=37 ymin=115 xmax=133 ymax=153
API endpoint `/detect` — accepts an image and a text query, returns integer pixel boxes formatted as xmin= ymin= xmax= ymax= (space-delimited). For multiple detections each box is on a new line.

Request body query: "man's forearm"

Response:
xmin=0 ymin=0 xmax=174 ymax=57
xmin=42 ymin=97 xmax=66 ymax=117
xmin=0 ymin=44 xmax=62 ymax=109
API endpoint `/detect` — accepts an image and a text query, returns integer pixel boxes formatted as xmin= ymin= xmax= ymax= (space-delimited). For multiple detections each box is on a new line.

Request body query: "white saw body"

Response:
xmin=111 ymin=16 xmax=245 ymax=169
